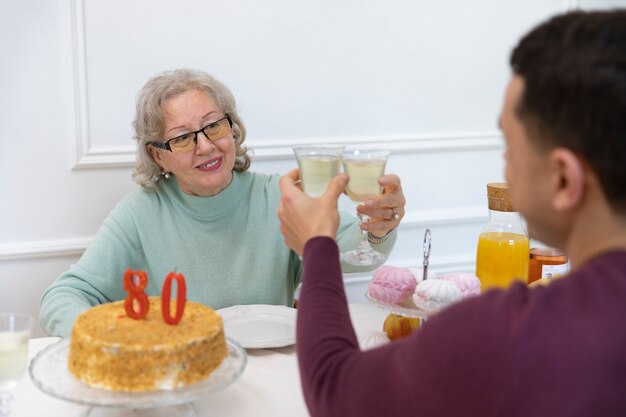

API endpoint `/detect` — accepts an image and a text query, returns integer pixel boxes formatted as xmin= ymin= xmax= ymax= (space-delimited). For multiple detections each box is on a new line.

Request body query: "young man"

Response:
xmin=278 ymin=10 xmax=626 ymax=417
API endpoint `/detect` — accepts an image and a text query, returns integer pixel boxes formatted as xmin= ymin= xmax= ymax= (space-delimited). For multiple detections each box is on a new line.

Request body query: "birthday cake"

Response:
xmin=68 ymin=297 xmax=227 ymax=392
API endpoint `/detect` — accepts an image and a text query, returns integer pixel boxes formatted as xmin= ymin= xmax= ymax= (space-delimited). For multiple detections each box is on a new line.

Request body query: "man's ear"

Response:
xmin=550 ymin=148 xmax=585 ymax=212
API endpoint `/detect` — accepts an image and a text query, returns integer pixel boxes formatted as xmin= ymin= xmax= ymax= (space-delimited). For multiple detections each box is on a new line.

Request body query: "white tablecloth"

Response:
xmin=11 ymin=303 xmax=389 ymax=417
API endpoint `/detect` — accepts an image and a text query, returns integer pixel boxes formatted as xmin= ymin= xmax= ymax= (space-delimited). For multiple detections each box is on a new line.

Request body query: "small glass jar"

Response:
xmin=475 ymin=183 xmax=530 ymax=290
xmin=528 ymin=247 xmax=569 ymax=284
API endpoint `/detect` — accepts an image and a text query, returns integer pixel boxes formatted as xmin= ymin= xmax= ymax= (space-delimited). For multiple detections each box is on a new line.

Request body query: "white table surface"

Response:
xmin=11 ymin=302 xmax=389 ymax=417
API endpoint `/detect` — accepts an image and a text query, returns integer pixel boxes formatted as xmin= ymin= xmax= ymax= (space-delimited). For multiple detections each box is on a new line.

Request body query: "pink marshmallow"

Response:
xmin=439 ymin=272 xmax=481 ymax=298
xmin=367 ymin=266 xmax=417 ymax=303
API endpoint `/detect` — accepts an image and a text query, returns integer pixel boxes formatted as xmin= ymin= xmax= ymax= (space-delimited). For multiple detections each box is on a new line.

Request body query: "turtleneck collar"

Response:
xmin=160 ymin=171 xmax=252 ymax=219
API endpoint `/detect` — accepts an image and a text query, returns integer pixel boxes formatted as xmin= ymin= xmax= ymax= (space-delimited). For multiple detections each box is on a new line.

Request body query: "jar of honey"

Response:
xmin=528 ymin=247 xmax=569 ymax=284
xmin=475 ymin=183 xmax=529 ymax=290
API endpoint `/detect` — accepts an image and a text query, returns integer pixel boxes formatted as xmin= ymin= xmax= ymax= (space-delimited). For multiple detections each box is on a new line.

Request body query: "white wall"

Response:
xmin=2 ymin=0 xmax=623 ymax=337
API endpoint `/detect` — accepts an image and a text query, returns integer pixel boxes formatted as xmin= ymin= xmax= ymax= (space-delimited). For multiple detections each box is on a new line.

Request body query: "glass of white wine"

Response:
xmin=0 ymin=313 xmax=34 ymax=417
xmin=342 ymin=148 xmax=391 ymax=266
xmin=293 ymin=145 xmax=345 ymax=197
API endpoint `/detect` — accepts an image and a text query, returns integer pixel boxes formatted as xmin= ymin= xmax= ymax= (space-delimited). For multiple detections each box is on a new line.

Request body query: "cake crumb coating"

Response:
xmin=68 ymin=297 xmax=227 ymax=392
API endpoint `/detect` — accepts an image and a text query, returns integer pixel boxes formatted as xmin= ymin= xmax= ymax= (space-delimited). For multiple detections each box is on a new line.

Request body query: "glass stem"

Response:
xmin=357 ymin=212 xmax=370 ymax=252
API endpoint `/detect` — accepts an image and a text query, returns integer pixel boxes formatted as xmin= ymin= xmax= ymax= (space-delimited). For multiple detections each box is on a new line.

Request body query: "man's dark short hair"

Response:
xmin=510 ymin=10 xmax=626 ymax=212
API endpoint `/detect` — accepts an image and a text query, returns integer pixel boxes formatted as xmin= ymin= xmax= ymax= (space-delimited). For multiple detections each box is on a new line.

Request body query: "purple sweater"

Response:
xmin=297 ymin=237 xmax=626 ymax=417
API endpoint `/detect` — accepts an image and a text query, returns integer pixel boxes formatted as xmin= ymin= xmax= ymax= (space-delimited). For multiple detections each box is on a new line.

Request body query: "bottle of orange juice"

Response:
xmin=475 ymin=183 xmax=529 ymax=290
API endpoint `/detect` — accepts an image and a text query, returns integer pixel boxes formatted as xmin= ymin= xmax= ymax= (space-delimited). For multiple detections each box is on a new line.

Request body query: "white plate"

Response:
xmin=217 ymin=305 xmax=297 ymax=349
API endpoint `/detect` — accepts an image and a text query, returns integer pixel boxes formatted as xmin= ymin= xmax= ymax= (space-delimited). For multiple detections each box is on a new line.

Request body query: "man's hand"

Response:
xmin=278 ymin=169 xmax=348 ymax=255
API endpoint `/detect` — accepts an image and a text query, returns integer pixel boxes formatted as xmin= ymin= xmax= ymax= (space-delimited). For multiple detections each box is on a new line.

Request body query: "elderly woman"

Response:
xmin=40 ymin=69 xmax=406 ymax=337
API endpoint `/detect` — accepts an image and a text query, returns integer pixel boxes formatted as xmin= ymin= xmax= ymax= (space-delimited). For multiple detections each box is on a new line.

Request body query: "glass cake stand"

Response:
xmin=365 ymin=291 xmax=431 ymax=320
xmin=29 ymin=338 xmax=247 ymax=417
xmin=366 ymin=228 xmax=434 ymax=323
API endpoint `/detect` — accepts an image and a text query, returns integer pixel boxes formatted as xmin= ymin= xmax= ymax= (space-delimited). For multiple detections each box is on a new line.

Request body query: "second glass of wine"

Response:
xmin=342 ymin=148 xmax=390 ymax=266
xmin=0 ymin=313 xmax=34 ymax=417
xmin=293 ymin=145 xmax=345 ymax=197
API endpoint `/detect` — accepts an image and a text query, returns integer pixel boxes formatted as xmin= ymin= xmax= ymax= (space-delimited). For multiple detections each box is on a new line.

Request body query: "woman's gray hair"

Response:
xmin=131 ymin=69 xmax=251 ymax=188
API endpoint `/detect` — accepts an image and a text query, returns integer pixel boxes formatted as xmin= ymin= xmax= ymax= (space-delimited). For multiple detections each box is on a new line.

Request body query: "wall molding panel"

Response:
xmin=400 ymin=207 xmax=487 ymax=228
xmin=344 ymin=253 xmax=477 ymax=284
xmin=64 ymin=0 xmax=139 ymax=170
xmin=250 ymin=132 xmax=502 ymax=161
xmin=73 ymin=129 xmax=503 ymax=169
xmin=66 ymin=2 xmax=504 ymax=169
xmin=67 ymin=0 xmax=92 ymax=169
xmin=0 ymin=238 xmax=93 ymax=262
xmin=0 ymin=207 xmax=485 ymax=261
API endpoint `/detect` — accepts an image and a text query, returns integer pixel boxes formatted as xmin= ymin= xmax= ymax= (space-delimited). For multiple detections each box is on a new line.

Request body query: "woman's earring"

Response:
xmin=163 ymin=170 xmax=171 ymax=179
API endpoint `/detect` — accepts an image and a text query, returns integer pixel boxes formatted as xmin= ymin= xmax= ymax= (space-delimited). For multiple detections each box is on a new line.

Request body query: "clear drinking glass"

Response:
xmin=293 ymin=145 xmax=345 ymax=197
xmin=341 ymin=148 xmax=390 ymax=266
xmin=0 ymin=313 xmax=34 ymax=417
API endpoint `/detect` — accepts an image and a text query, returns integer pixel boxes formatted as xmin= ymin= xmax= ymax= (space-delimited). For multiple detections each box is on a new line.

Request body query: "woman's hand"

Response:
xmin=278 ymin=169 xmax=348 ymax=256
xmin=357 ymin=174 xmax=406 ymax=237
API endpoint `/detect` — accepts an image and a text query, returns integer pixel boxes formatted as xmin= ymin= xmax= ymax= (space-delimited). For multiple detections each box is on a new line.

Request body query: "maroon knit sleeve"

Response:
xmin=296 ymin=237 xmax=518 ymax=417
xmin=296 ymin=237 xmax=446 ymax=417
xmin=297 ymin=237 xmax=359 ymax=417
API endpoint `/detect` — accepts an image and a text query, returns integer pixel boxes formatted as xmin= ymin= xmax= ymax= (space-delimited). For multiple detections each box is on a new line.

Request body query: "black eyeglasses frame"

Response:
xmin=148 ymin=114 xmax=233 ymax=152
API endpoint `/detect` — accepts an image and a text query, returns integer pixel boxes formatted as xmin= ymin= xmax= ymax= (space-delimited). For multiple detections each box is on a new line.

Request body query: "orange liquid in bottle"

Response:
xmin=476 ymin=231 xmax=529 ymax=290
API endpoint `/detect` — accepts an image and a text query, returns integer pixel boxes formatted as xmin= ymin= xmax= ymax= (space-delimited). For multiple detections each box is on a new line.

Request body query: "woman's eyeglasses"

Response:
xmin=149 ymin=114 xmax=232 ymax=153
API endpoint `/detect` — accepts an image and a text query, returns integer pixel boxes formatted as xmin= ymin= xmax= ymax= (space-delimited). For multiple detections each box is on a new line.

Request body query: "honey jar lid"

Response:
xmin=486 ymin=182 xmax=515 ymax=212
xmin=530 ymin=247 xmax=566 ymax=258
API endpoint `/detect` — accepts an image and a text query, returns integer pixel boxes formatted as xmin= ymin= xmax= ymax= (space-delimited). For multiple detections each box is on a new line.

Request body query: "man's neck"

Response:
xmin=565 ymin=202 xmax=626 ymax=270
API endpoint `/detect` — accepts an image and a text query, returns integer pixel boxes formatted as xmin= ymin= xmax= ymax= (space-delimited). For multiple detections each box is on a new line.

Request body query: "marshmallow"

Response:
xmin=359 ymin=331 xmax=391 ymax=350
xmin=439 ymin=272 xmax=481 ymax=298
xmin=367 ymin=266 xmax=417 ymax=303
xmin=413 ymin=279 xmax=462 ymax=312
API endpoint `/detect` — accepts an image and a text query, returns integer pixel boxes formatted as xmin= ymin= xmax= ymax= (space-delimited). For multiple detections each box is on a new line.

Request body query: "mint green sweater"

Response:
xmin=40 ymin=171 xmax=396 ymax=337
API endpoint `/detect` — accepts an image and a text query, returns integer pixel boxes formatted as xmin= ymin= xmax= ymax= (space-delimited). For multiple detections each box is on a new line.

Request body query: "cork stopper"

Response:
xmin=486 ymin=183 xmax=515 ymax=212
